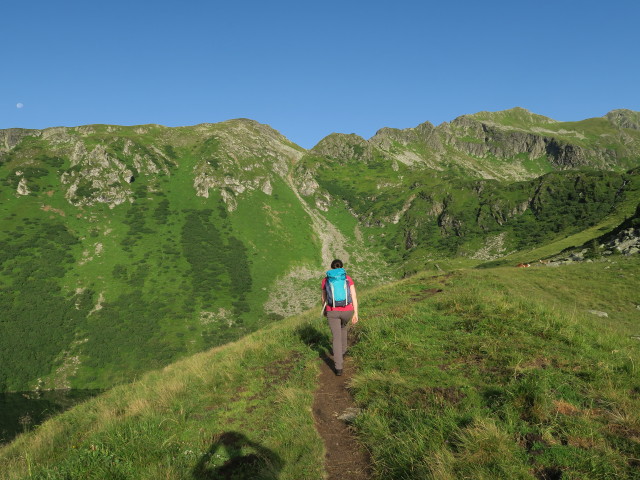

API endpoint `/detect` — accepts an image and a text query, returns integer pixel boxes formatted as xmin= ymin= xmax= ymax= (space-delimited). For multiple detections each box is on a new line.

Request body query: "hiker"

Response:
xmin=321 ymin=259 xmax=359 ymax=376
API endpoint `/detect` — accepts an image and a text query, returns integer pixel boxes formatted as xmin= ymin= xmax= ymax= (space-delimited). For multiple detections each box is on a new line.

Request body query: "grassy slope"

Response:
xmin=229 ymin=175 xmax=321 ymax=320
xmin=0 ymin=127 xmax=323 ymax=391
xmin=304 ymin=144 xmax=640 ymax=267
xmin=2 ymin=257 xmax=639 ymax=479
xmin=0 ymin=313 xmax=325 ymax=480
xmin=352 ymin=260 xmax=640 ymax=479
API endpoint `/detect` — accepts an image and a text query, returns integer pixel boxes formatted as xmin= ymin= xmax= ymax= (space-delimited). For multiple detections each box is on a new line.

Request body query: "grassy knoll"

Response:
xmin=1 ymin=258 xmax=639 ymax=479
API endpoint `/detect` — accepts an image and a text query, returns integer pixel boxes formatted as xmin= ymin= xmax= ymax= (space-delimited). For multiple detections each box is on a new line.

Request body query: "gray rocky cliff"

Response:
xmin=0 ymin=128 xmax=40 ymax=154
xmin=606 ymin=109 xmax=640 ymax=131
xmin=443 ymin=115 xmax=618 ymax=169
xmin=370 ymin=121 xmax=444 ymax=167
xmin=370 ymin=121 xmax=440 ymax=149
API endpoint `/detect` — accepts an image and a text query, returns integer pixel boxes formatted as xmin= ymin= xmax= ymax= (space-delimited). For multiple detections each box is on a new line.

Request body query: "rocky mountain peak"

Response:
xmin=455 ymin=107 xmax=557 ymax=129
xmin=370 ymin=120 xmax=437 ymax=145
xmin=310 ymin=133 xmax=372 ymax=161
xmin=605 ymin=109 xmax=640 ymax=130
xmin=186 ymin=119 xmax=304 ymax=209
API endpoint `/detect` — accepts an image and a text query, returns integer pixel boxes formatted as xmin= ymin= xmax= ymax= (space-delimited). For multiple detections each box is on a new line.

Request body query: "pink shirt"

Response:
xmin=322 ymin=275 xmax=355 ymax=312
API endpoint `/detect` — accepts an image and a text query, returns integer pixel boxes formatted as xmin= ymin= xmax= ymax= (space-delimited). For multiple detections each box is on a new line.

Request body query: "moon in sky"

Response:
xmin=16 ymin=103 xmax=24 ymax=109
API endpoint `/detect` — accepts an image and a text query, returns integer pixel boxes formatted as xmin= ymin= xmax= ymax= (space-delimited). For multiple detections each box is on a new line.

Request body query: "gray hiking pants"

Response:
xmin=327 ymin=310 xmax=354 ymax=371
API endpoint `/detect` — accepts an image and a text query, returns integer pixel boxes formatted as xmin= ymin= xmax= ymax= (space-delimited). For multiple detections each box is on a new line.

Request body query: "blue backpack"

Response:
xmin=325 ymin=268 xmax=352 ymax=307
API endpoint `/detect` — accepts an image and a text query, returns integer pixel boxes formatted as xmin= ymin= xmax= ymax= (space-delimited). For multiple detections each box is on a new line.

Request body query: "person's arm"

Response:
xmin=350 ymin=284 xmax=359 ymax=324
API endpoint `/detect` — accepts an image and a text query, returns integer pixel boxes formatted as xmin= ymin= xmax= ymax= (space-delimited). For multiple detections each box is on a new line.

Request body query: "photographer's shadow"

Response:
xmin=193 ymin=431 xmax=283 ymax=480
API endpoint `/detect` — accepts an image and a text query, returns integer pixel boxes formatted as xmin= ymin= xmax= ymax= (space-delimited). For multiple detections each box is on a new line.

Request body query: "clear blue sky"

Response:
xmin=2 ymin=0 xmax=639 ymax=149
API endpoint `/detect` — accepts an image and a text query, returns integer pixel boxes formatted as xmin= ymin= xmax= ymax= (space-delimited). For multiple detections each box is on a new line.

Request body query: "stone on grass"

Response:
xmin=337 ymin=407 xmax=361 ymax=423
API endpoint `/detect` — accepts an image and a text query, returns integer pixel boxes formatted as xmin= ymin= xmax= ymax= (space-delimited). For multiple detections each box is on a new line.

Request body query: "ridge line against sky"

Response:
xmin=2 ymin=0 xmax=639 ymax=149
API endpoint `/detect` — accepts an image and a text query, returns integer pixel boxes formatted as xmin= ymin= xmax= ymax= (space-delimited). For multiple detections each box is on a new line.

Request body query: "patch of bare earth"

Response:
xmin=410 ymin=287 xmax=443 ymax=302
xmin=312 ymin=352 xmax=371 ymax=480
xmin=40 ymin=204 xmax=66 ymax=217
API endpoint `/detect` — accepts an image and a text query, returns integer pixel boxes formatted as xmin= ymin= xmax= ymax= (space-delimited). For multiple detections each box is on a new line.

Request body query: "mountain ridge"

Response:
xmin=4 ymin=106 xmax=639 ymax=153
xmin=0 ymin=107 xmax=639 ymax=393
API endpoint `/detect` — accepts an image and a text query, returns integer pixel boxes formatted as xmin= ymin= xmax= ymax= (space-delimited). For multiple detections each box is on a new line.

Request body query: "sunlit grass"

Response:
xmin=350 ymin=258 xmax=640 ymax=479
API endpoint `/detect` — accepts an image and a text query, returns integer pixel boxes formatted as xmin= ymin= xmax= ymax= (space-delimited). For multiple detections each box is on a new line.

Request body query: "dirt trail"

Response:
xmin=312 ymin=352 xmax=372 ymax=479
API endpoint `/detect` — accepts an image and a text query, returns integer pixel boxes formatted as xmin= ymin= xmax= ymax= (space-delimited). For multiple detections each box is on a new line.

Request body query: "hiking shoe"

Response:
xmin=336 ymin=369 xmax=343 ymax=376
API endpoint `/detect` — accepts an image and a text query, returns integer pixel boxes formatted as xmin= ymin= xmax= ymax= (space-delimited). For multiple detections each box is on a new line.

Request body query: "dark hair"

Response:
xmin=331 ymin=259 xmax=343 ymax=269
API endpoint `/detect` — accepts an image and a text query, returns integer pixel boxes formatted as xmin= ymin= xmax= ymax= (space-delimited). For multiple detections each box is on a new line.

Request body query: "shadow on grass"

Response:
xmin=0 ymin=389 xmax=103 ymax=446
xmin=193 ymin=431 xmax=283 ymax=480
xmin=295 ymin=322 xmax=334 ymax=371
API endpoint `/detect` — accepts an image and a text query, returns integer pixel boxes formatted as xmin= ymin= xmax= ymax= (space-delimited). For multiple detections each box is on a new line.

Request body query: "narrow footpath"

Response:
xmin=312 ymin=351 xmax=372 ymax=480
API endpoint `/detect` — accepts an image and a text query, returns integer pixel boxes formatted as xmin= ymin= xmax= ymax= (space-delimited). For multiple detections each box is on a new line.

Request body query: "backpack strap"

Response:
xmin=330 ymin=278 xmax=337 ymax=307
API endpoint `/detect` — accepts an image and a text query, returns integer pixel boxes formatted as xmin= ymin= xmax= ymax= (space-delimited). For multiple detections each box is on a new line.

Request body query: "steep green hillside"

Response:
xmin=295 ymin=108 xmax=640 ymax=272
xmin=296 ymin=147 xmax=640 ymax=272
xmin=0 ymin=121 xmax=325 ymax=391
xmin=1 ymin=258 xmax=639 ymax=479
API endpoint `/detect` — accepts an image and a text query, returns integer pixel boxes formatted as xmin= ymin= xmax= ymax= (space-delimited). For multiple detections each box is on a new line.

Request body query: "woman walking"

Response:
xmin=321 ymin=259 xmax=359 ymax=376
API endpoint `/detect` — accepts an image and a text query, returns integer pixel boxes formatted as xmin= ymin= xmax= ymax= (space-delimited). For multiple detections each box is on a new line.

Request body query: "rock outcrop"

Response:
xmin=0 ymin=128 xmax=39 ymax=153
xmin=16 ymin=177 xmax=30 ymax=195
xmin=190 ymin=119 xmax=304 ymax=210
xmin=62 ymin=143 xmax=137 ymax=208
xmin=604 ymin=227 xmax=640 ymax=255
xmin=606 ymin=109 xmax=640 ymax=131
xmin=310 ymin=133 xmax=373 ymax=162
xmin=542 ymin=204 xmax=640 ymax=266
xmin=595 ymin=203 xmax=640 ymax=256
